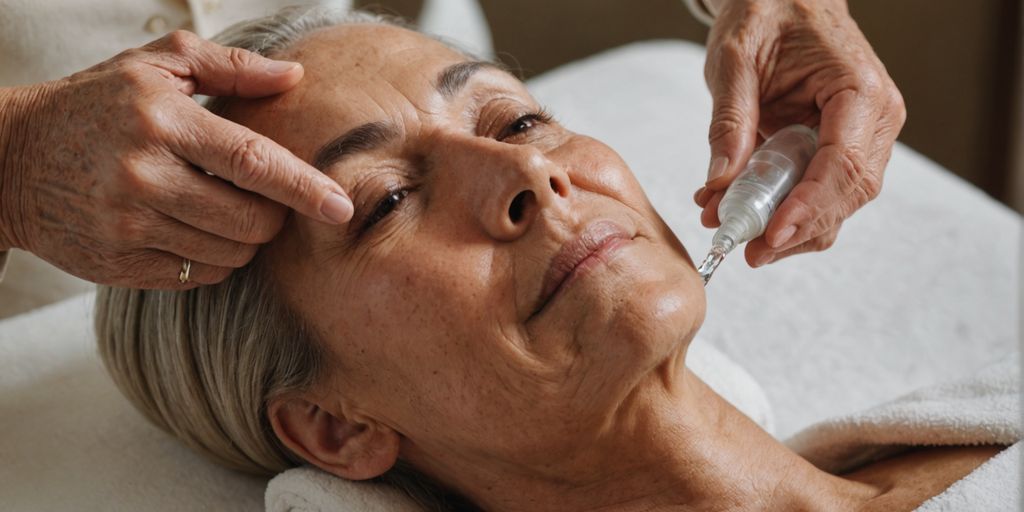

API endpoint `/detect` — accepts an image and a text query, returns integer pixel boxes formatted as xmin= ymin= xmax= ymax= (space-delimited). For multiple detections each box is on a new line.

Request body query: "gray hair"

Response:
xmin=95 ymin=6 xmax=478 ymax=511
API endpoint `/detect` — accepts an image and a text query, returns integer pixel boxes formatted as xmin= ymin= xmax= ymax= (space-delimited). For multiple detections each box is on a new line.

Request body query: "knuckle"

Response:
xmin=836 ymin=147 xmax=868 ymax=191
xmin=100 ymin=160 xmax=151 ymax=209
xmin=859 ymin=173 xmax=882 ymax=202
xmin=228 ymin=137 xmax=274 ymax=186
xmin=704 ymin=41 xmax=746 ymax=82
xmin=855 ymin=71 xmax=883 ymax=97
xmin=813 ymin=231 xmax=839 ymax=252
xmin=163 ymin=30 xmax=199 ymax=55
xmin=226 ymin=46 xmax=259 ymax=71
xmin=719 ymin=40 xmax=748 ymax=63
xmin=887 ymin=88 xmax=908 ymax=127
xmin=116 ymin=61 xmax=152 ymax=89
xmin=129 ymin=97 xmax=173 ymax=140
xmin=708 ymin=105 xmax=748 ymax=145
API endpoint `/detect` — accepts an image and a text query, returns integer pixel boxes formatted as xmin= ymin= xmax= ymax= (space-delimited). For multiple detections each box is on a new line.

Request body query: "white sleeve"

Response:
xmin=682 ymin=0 xmax=716 ymax=26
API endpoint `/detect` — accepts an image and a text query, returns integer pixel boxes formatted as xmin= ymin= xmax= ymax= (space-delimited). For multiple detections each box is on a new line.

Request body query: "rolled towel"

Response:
xmin=265 ymin=339 xmax=774 ymax=511
xmin=266 ymin=466 xmax=421 ymax=512
xmin=787 ymin=355 xmax=1021 ymax=511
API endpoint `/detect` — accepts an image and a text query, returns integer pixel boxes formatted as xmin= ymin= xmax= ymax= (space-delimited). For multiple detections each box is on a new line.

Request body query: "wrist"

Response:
xmin=0 ymin=83 xmax=51 ymax=251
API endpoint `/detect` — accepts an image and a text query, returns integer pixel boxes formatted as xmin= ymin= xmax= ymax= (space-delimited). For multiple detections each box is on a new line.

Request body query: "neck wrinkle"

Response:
xmin=444 ymin=366 xmax=880 ymax=511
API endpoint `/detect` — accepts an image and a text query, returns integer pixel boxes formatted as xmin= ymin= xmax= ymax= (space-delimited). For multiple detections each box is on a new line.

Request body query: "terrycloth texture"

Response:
xmin=787 ymin=357 xmax=1021 ymax=510
xmin=0 ymin=40 xmax=1018 ymax=511
xmin=0 ymin=294 xmax=267 ymax=511
xmin=265 ymin=340 xmax=774 ymax=512
xmin=916 ymin=443 xmax=1021 ymax=512
xmin=267 ymin=467 xmax=422 ymax=512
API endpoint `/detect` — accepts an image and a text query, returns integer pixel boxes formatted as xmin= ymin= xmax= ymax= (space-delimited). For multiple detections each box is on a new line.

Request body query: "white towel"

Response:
xmin=266 ymin=466 xmax=422 ymax=512
xmin=786 ymin=356 xmax=1022 ymax=511
xmin=265 ymin=339 xmax=775 ymax=511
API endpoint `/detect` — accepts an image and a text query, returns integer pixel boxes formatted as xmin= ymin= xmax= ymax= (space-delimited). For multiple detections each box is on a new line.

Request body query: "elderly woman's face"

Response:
xmin=229 ymin=24 xmax=705 ymax=467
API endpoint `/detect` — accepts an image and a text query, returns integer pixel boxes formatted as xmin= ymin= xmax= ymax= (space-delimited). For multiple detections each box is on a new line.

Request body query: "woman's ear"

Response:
xmin=268 ymin=396 xmax=400 ymax=480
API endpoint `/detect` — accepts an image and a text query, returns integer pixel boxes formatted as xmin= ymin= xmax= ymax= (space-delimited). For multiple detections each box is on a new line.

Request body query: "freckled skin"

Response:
xmin=226 ymin=24 xmax=998 ymax=512
xmin=226 ymin=21 xmax=704 ymax=482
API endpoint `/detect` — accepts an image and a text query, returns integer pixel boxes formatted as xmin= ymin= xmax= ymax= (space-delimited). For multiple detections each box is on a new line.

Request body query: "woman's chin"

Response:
xmin=570 ymin=249 xmax=705 ymax=366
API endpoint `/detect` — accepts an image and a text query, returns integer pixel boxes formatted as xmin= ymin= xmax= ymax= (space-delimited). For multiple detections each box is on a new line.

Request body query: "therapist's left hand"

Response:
xmin=693 ymin=0 xmax=906 ymax=267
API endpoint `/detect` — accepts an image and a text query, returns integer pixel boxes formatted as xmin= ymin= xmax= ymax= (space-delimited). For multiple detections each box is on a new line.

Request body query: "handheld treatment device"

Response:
xmin=697 ymin=124 xmax=818 ymax=285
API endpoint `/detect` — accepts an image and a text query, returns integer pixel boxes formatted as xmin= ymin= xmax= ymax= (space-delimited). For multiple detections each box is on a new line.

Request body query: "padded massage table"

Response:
xmin=0 ymin=39 xmax=1018 ymax=510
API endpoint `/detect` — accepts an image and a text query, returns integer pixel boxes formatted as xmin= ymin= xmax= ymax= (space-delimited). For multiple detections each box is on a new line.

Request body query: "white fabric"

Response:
xmin=0 ymin=294 xmax=267 ymax=511
xmin=267 ymin=467 xmax=423 ymax=512
xmin=0 ymin=0 xmax=353 ymax=87
xmin=0 ymin=39 xmax=1019 ymax=511
xmin=917 ymin=444 xmax=1021 ymax=512
xmin=264 ymin=339 xmax=774 ymax=512
xmin=791 ymin=357 xmax=1022 ymax=511
xmin=788 ymin=357 xmax=1021 ymax=474
xmin=419 ymin=0 xmax=494 ymax=59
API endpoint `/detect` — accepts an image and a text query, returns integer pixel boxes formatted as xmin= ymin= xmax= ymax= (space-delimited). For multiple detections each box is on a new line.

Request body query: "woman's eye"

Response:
xmin=498 ymin=109 xmax=552 ymax=141
xmin=364 ymin=188 xmax=409 ymax=229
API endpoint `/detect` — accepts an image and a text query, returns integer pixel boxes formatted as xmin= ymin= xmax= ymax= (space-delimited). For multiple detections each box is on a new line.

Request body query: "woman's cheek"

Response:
xmin=554 ymin=136 xmax=644 ymax=204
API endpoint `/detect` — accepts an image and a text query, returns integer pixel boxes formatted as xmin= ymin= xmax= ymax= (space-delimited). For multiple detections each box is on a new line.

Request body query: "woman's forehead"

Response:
xmin=229 ymin=24 xmax=475 ymax=159
xmin=282 ymin=24 xmax=468 ymax=98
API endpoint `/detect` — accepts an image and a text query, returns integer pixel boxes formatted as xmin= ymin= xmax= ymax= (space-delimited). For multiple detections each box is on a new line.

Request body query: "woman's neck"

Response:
xmin=450 ymin=360 xmax=882 ymax=511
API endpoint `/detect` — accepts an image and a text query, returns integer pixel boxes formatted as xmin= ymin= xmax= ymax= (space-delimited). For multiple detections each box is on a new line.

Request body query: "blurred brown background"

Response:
xmin=358 ymin=0 xmax=1024 ymax=214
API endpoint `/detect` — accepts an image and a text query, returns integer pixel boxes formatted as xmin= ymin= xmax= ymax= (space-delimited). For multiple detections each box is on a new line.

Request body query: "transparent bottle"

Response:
xmin=698 ymin=124 xmax=818 ymax=284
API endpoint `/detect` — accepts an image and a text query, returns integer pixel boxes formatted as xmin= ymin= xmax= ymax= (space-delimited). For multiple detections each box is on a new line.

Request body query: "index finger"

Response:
xmin=172 ymin=101 xmax=353 ymax=224
xmin=763 ymin=88 xmax=879 ymax=249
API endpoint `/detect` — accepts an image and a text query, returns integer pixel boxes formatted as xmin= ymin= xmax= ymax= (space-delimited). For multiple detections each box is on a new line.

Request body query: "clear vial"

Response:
xmin=699 ymin=124 xmax=818 ymax=285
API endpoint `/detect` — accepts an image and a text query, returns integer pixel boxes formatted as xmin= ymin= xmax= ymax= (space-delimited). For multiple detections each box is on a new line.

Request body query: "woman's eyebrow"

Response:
xmin=313 ymin=121 xmax=398 ymax=171
xmin=313 ymin=61 xmax=506 ymax=171
xmin=436 ymin=60 xmax=505 ymax=98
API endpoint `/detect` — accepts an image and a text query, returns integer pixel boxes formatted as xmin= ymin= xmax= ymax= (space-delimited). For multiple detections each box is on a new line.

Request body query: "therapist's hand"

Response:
xmin=0 ymin=30 xmax=353 ymax=289
xmin=693 ymin=0 xmax=906 ymax=267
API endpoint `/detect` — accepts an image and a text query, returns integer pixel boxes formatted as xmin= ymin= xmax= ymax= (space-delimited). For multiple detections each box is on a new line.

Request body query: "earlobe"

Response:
xmin=268 ymin=396 xmax=401 ymax=480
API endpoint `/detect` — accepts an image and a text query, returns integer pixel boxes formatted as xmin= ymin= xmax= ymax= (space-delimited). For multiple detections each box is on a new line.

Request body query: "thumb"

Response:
xmin=151 ymin=30 xmax=304 ymax=98
xmin=705 ymin=51 xmax=760 ymax=190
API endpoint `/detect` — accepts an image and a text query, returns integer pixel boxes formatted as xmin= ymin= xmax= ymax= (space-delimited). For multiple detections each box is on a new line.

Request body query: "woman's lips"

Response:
xmin=532 ymin=220 xmax=632 ymax=316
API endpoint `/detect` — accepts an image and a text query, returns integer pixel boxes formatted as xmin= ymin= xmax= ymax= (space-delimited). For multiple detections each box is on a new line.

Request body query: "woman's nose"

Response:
xmin=439 ymin=138 xmax=571 ymax=241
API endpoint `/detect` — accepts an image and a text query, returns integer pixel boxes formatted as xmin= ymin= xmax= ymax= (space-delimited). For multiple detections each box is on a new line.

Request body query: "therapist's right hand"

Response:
xmin=0 ymin=30 xmax=353 ymax=289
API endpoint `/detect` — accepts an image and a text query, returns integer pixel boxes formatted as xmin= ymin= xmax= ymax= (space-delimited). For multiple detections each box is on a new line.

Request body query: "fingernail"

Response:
xmin=320 ymin=193 xmax=353 ymax=224
xmin=771 ymin=225 xmax=797 ymax=249
xmin=266 ymin=60 xmax=300 ymax=74
xmin=706 ymin=156 xmax=729 ymax=185
xmin=754 ymin=253 xmax=773 ymax=267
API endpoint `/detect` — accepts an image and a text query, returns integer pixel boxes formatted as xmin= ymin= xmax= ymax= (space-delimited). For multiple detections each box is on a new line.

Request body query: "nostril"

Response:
xmin=508 ymin=190 xmax=535 ymax=224
xmin=549 ymin=177 xmax=568 ymax=197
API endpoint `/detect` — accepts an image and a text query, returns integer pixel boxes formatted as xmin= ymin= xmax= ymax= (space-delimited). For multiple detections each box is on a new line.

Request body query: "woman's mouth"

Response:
xmin=532 ymin=220 xmax=633 ymax=316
